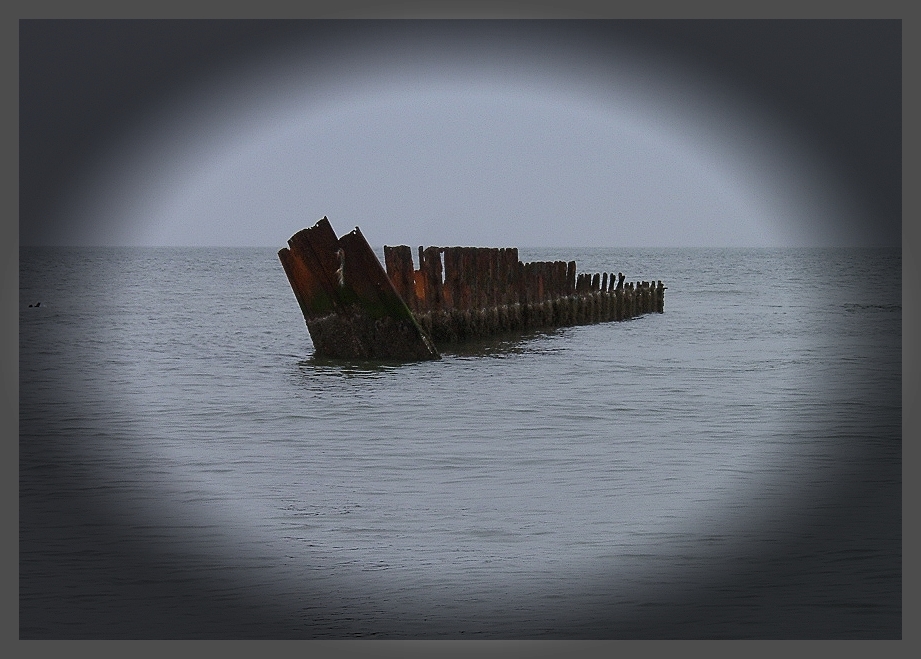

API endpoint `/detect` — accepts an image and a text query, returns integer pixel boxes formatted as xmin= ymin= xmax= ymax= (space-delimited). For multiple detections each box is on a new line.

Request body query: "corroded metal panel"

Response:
xmin=279 ymin=218 xmax=439 ymax=361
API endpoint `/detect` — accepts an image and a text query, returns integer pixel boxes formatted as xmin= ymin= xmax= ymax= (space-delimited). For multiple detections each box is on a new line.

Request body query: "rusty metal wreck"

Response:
xmin=279 ymin=217 xmax=665 ymax=360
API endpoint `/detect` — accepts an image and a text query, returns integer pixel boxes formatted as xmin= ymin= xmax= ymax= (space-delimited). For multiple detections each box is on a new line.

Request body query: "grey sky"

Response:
xmin=20 ymin=21 xmax=900 ymax=248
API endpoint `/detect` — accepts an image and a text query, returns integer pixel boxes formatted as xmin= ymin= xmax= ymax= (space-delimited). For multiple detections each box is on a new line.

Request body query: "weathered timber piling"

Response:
xmin=382 ymin=242 xmax=665 ymax=346
xmin=281 ymin=218 xmax=664 ymax=360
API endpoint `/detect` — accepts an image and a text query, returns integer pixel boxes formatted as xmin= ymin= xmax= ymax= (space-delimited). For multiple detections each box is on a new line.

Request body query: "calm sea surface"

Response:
xmin=19 ymin=246 xmax=901 ymax=639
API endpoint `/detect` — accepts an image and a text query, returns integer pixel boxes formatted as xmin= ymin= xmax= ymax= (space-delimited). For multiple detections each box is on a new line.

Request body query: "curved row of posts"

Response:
xmin=384 ymin=245 xmax=665 ymax=344
xmin=279 ymin=218 xmax=665 ymax=360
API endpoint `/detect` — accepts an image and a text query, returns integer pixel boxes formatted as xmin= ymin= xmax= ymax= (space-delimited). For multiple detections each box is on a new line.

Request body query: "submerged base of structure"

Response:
xmin=305 ymin=308 xmax=441 ymax=361
xmin=280 ymin=218 xmax=664 ymax=360
xmin=416 ymin=290 xmax=657 ymax=345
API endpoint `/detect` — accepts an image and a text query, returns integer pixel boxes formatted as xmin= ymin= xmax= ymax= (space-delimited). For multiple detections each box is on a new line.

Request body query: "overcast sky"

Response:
xmin=19 ymin=20 xmax=901 ymax=248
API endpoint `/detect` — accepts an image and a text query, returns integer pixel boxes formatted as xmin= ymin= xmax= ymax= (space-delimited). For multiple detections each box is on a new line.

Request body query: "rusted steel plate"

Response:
xmin=279 ymin=218 xmax=439 ymax=360
xmin=383 ymin=245 xmax=417 ymax=312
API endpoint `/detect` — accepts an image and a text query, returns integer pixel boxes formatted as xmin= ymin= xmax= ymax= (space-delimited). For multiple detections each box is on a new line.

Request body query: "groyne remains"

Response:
xmin=384 ymin=244 xmax=664 ymax=345
xmin=279 ymin=218 xmax=664 ymax=360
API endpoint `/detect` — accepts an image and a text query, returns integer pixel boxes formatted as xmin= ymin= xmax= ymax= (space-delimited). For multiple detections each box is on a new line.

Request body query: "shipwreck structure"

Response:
xmin=279 ymin=217 xmax=665 ymax=360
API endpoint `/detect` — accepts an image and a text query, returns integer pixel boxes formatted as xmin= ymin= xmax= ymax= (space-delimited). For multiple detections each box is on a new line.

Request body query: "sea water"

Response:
xmin=18 ymin=245 xmax=901 ymax=638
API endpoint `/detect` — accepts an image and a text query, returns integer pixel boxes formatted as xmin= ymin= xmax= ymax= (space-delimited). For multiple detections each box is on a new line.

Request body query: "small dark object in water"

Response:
xmin=29 ymin=302 xmax=41 ymax=308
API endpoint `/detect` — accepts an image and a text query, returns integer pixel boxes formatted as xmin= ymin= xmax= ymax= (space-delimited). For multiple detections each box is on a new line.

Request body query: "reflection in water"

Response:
xmin=296 ymin=326 xmax=569 ymax=375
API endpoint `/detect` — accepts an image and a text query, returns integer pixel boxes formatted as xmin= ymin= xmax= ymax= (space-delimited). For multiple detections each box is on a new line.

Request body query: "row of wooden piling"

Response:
xmin=383 ymin=245 xmax=664 ymax=344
